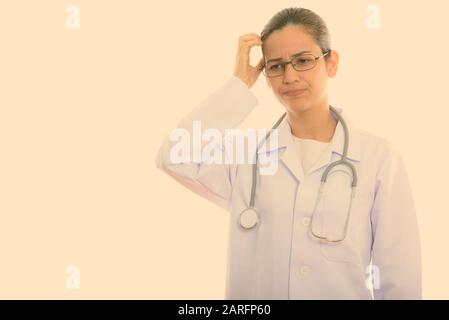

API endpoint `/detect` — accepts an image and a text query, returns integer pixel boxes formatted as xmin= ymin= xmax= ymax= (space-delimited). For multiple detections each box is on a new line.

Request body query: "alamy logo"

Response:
xmin=169 ymin=121 xmax=280 ymax=175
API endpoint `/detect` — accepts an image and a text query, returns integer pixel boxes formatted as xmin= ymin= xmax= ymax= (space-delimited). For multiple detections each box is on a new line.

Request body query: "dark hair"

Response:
xmin=261 ymin=7 xmax=331 ymax=58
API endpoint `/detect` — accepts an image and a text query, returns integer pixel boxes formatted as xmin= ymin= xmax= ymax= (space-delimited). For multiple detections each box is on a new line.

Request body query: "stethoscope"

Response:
xmin=238 ymin=105 xmax=358 ymax=243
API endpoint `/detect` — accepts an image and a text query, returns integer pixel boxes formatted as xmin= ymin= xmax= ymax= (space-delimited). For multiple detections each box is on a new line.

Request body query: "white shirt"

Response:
xmin=293 ymin=137 xmax=330 ymax=175
xmin=155 ymin=75 xmax=422 ymax=299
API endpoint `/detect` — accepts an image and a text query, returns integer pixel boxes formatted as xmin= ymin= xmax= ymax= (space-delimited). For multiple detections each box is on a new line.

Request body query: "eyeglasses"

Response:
xmin=262 ymin=50 xmax=331 ymax=78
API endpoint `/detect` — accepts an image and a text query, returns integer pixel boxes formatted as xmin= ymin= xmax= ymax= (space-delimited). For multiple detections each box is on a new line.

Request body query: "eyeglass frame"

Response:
xmin=261 ymin=49 xmax=331 ymax=77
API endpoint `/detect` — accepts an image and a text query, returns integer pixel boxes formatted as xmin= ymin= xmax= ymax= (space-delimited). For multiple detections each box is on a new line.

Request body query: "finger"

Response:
xmin=241 ymin=37 xmax=263 ymax=45
xmin=239 ymin=37 xmax=262 ymax=48
xmin=256 ymin=57 xmax=265 ymax=70
xmin=238 ymin=39 xmax=263 ymax=54
xmin=239 ymin=33 xmax=262 ymax=41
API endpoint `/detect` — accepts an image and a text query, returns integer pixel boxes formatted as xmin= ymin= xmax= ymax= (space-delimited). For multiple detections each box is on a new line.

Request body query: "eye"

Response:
xmin=269 ymin=64 xmax=282 ymax=70
xmin=295 ymin=57 xmax=313 ymax=65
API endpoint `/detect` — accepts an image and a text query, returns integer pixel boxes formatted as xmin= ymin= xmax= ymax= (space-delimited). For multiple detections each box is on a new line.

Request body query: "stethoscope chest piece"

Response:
xmin=239 ymin=208 xmax=259 ymax=229
xmin=237 ymin=106 xmax=356 ymax=242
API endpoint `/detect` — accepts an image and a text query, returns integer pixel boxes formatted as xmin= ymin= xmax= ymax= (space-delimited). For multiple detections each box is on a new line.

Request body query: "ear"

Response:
xmin=326 ymin=50 xmax=339 ymax=78
xmin=261 ymin=51 xmax=272 ymax=90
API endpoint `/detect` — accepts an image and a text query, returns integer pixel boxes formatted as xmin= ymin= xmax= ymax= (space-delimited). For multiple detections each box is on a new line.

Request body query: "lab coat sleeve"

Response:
xmin=155 ymin=75 xmax=258 ymax=211
xmin=370 ymin=145 xmax=422 ymax=299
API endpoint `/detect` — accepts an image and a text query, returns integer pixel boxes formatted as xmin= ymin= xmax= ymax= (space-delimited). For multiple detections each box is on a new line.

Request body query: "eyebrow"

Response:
xmin=265 ymin=51 xmax=312 ymax=64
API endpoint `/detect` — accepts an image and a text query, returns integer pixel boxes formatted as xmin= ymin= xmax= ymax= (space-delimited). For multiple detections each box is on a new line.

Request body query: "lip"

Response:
xmin=283 ymin=89 xmax=307 ymax=97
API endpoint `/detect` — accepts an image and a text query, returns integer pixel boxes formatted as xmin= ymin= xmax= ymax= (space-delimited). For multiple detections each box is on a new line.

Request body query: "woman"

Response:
xmin=155 ymin=7 xmax=421 ymax=299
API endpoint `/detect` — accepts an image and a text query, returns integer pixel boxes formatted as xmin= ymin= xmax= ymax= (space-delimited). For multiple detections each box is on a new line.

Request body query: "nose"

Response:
xmin=282 ymin=62 xmax=300 ymax=84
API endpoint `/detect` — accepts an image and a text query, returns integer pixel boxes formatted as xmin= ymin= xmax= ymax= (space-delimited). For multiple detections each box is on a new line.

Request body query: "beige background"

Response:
xmin=0 ymin=0 xmax=447 ymax=299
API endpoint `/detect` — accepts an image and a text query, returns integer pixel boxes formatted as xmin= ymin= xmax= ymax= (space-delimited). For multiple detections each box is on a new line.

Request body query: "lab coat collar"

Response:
xmin=257 ymin=106 xmax=361 ymax=181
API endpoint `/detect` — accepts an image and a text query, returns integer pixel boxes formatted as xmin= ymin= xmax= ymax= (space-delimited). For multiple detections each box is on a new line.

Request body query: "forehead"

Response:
xmin=263 ymin=25 xmax=319 ymax=59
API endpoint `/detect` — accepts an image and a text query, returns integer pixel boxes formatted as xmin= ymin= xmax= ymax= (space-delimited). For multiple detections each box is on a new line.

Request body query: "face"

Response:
xmin=262 ymin=24 xmax=339 ymax=114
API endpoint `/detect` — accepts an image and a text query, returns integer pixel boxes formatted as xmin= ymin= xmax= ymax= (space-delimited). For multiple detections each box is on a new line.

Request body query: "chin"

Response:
xmin=283 ymin=100 xmax=311 ymax=114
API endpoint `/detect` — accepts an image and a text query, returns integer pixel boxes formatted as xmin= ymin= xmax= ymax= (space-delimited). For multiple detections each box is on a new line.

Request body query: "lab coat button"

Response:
xmin=302 ymin=217 xmax=311 ymax=226
xmin=299 ymin=265 xmax=311 ymax=275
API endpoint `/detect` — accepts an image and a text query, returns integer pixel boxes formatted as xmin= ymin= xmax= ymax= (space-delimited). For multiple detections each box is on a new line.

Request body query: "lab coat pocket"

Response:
xmin=315 ymin=170 xmax=365 ymax=265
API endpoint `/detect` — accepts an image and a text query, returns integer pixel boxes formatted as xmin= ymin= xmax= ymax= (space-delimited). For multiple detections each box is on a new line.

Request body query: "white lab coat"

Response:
xmin=155 ymin=75 xmax=422 ymax=300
